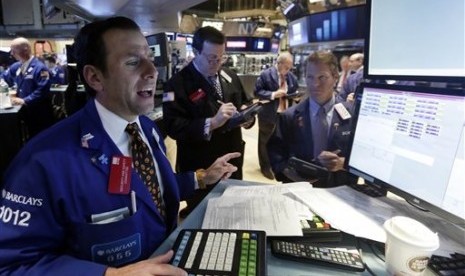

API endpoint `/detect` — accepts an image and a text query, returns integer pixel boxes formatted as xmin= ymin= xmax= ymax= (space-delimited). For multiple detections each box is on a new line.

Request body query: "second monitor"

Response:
xmin=347 ymin=83 xmax=465 ymax=226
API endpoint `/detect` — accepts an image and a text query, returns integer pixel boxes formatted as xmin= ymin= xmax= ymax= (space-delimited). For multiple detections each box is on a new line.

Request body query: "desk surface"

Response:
xmin=153 ymin=180 xmax=388 ymax=275
xmin=0 ymin=105 xmax=21 ymax=114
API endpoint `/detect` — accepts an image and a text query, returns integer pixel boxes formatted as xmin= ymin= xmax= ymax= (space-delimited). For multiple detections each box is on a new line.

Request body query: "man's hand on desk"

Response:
xmin=198 ymin=152 xmax=241 ymax=187
xmin=10 ymin=97 xmax=25 ymax=106
xmin=104 ymin=250 xmax=188 ymax=276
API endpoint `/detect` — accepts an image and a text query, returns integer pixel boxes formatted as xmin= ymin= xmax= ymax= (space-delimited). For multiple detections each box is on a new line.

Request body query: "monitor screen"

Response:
xmin=225 ymin=37 xmax=248 ymax=52
xmin=251 ymin=38 xmax=270 ymax=52
xmin=280 ymin=0 xmax=307 ymax=22
xmin=365 ymin=0 xmax=465 ymax=82
xmin=271 ymin=41 xmax=279 ymax=53
xmin=146 ymin=33 xmax=169 ymax=66
xmin=347 ymin=83 xmax=465 ymax=225
xmin=308 ymin=5 xmax=366 ymax=43
xmin=288 ymin=16 xmax=309 ymax=47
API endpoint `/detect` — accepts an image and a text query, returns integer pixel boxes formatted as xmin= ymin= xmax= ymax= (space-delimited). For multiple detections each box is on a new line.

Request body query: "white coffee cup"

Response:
xmin=384 ymin=216 xmax=439 ymax=275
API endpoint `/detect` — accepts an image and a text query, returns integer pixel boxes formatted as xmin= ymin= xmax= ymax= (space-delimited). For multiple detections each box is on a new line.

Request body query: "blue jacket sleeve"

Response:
xmin=2 ymin=64 xmax=18 ymax=87
xmin=254 ymin=72 xmax=276 ymax=100
xmin=175 ymin=172 xmax=196 ymax=201
xmin=0 ymin=156 xmax=108 ymax=276
xmin=23 ymin=66 xmax=51 ymax=105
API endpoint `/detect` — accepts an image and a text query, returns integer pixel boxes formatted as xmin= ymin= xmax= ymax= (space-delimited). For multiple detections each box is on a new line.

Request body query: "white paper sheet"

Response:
xmin=202 ymin=184 xmax=309 ymax=236
xmin=287 ymin=185 xmax=465 ymax=256
xmin=288 ymin=186 xmax=390 ymax=243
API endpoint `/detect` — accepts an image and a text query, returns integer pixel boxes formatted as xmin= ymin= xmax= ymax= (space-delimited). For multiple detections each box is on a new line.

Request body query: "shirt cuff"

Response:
xmin=194 ymin=169 xmax=207 ymax=190
xmin=203 ymin=118 xmax=213 ymax=141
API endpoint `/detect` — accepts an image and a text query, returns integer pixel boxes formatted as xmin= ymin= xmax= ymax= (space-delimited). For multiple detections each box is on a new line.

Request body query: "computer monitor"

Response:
xmin=307 ymin=5 xmax=366 ymax=43
xmin=146 ymin=33 xmax=169 ymax=66
xmin=288 ymin=16 xmax=309 ymax=47
xmin=280 ymin=0 xmax=307 ymax=22
xmin=347 ymin=83 xmax=465 ymax=226
xmin=364 ymin=0 xmax=465 ymax=82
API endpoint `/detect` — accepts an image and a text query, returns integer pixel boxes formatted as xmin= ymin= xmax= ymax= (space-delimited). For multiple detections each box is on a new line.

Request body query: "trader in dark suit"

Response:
xmin=268 ymin=51 xmax=357 ymax=187
xmin=254 ymin=52 xmax=299 ymax=179
xmin=163 ymin=26 xmax=254 ymax=216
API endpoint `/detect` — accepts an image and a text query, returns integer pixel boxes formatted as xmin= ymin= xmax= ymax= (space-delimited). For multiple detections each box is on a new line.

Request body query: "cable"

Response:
xmin=369 ymin=241 xmax=385 ymax=263
xmin=364 ymin=263 xmax=377 ymax=276
xmin=405 ymin=199 xmax=430 ymax=212
xmin=356 ymin=237 xmax=386 ymax=275
xmin=355 ymin=237 xmax=376 ymax=276
xmin=358 ymin=237 xmax=385 ymax=262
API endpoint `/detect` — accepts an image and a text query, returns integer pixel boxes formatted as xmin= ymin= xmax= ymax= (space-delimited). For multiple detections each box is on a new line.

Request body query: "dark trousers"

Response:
xmin=19 ymin=100 xmax=55 ymax=140
xmin=257 ymin=117 xmax=275 ymax=173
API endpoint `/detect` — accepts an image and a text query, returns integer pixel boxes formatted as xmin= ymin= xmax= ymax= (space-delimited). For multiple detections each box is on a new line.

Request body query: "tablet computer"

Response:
xmin=288 ymin=157 xmax=328 ymax=178
xmin=224 ymin=102 xmax=262 ymax=131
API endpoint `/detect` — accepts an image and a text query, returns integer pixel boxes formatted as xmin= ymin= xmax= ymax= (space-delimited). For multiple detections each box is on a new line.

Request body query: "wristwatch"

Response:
xmin=195 ymin=169 xmax=207 ymax=189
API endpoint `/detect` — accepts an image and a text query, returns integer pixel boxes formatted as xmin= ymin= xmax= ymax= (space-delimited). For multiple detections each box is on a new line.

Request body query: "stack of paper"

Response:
xmin=202 ymin=182 xmax=312 ymax=236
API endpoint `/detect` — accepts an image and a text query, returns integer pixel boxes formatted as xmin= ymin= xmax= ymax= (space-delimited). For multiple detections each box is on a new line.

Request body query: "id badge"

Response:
xmin=108 ymin=156 xmax=132 ymax=194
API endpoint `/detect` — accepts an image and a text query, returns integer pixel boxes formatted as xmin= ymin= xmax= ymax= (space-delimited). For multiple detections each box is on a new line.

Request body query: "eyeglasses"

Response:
xmin=202 ymin=53 xmax=228 ymax=65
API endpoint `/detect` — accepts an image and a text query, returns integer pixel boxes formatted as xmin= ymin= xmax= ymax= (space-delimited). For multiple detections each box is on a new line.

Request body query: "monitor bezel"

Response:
xmin=363 ymin=0 xmax=465 ymax=83
xmin=346 ymin=82 xmax=465 ymax=226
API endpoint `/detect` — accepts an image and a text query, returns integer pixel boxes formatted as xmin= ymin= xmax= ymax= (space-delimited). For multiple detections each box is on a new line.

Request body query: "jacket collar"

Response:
xmin=187 ymin=62 xmax=222 ymax=101
xmin=77 ymin=100 xmax=176 ymax=222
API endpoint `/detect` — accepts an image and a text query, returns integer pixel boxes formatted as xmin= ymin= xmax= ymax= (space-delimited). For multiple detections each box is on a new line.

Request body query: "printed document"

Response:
xmin=202 ymin=183 xmax=311 ymax=236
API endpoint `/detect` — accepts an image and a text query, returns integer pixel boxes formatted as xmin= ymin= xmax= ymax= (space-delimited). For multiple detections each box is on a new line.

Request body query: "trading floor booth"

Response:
xmin=150 ymin=1 xmax=465 ymax=275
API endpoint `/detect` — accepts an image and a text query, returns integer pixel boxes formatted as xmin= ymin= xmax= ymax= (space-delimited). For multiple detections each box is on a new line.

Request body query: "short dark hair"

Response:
xmin=73 ymin=16 xmax=140 ymax=96
xmin=192 ymin=26 xmax=225 ymax=54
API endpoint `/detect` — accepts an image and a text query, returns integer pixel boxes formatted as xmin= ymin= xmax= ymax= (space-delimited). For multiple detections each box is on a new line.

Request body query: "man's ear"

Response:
xmin=83 ymin=65 xmax=104 ymax=92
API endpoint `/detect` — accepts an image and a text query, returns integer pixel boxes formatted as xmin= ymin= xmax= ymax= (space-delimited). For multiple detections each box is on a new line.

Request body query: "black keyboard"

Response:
xmin=347 ymin=183 xmax=387 ymax=198
xmin=170 ymin=229 xmax=267 ymax=276
xmin=428 ymin=253 xmax=465 ymax=275
xmin=271 ymin=239 xmax=365 ymax=272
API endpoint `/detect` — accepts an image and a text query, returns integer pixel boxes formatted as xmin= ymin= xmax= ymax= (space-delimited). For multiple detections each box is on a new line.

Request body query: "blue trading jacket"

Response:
xmin=0 ymin=100 xmax=195 ymax=275
xmin=49 ymin=65 xmax=66 ymax=85
xmin=3 ymin=58 xmax=51 ymax=105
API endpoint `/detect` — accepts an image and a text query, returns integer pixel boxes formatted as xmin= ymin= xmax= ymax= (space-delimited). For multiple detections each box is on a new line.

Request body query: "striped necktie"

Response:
xmin=209 ymin=75 xmax=223 ymax=99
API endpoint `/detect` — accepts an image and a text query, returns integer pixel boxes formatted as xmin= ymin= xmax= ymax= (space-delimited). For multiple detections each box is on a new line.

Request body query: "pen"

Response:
xmin=217 ymin=100 xmax=240 ymax=114
xmin=131 ymin=190 xmax=137 ymax=214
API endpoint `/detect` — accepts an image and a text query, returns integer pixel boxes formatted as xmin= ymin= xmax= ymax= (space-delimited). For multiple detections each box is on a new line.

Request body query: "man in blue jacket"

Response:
xmin=3 ymin=37 xmax=55 ymax=139
xmin=44 ymin=54 xmax=66 ymax=85
xmin=0 ymin=17 xmax=239 ymax=275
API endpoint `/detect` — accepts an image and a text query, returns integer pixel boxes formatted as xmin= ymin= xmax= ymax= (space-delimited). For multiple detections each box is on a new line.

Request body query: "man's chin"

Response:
xmin=138 ymin=103 xmax=155 ymax=116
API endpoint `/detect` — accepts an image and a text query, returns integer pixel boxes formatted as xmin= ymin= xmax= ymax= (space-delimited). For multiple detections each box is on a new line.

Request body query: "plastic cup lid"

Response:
xmin=384 ymin=216 xmax=439 ymax=250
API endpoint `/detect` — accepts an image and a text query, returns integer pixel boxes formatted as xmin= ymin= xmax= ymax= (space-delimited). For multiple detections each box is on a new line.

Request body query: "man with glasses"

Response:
xmin=267 ymin=51 xmax=357 ymax=187
xmin=254 ymin=52 xmax=299 ymax=179
xmin=163 ymin=26 xmax=254 ymax=217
